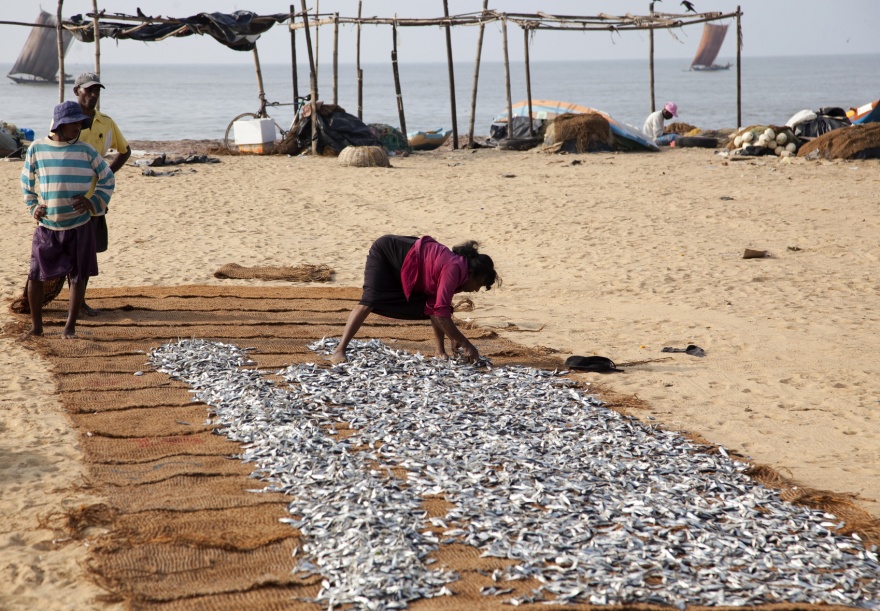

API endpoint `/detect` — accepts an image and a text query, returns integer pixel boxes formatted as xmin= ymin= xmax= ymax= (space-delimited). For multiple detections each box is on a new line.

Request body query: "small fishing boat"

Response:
xmin=407 ymin=128 xmax=452 ymax=151
xmin=7 ymin=11 xmax=74 ymax=85
xmin=846 ymin=100 xmax=880 ymax=125
xmin=690 ymin=23 xmax=731 ymax=71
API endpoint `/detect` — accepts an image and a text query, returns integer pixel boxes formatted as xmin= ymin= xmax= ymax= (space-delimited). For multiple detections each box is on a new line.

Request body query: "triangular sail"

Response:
xmin=691 ymin=23 xmax=727 ymax=68
xmin=8 ymin=11 xmax=73 ymax=82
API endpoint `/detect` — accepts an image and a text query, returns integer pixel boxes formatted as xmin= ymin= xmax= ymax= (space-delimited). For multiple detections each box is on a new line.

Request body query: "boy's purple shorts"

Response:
xmin=28 ymin=223 xmax=98 ymax=284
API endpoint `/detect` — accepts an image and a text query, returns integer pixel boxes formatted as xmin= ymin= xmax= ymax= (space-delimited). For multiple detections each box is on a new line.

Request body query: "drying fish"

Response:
xmin=149 ymin=338 xmax=880 ymax=610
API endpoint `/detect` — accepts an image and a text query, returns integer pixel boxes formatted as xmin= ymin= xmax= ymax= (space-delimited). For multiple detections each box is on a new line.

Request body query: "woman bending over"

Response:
xmin=331 ymin=235 xmax=500 ymax=365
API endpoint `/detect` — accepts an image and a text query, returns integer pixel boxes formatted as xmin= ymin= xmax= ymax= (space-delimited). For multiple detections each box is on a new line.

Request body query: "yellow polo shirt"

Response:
xmin=79 ymin=110 xmax=128 ymax=206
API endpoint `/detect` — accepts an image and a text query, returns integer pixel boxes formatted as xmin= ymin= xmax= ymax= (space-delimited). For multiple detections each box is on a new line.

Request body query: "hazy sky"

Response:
xmin=2 ymin=1 xmax=877 ymax=67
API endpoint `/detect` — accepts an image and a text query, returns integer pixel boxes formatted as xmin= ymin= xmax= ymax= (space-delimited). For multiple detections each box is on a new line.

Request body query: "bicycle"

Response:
xmin=223 ymin=93 xmax=312 ymax=153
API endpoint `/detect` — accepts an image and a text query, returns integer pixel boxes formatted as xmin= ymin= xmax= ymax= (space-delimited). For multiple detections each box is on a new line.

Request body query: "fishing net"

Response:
xmin=9 ymin=276 xmax=66 ymax=314
xmin=368 ymin=123 xmax=412 ymax=153
xmin=543 ymin=112 xmax=613 ymax=153
xmin=797 ymin=123 xmax=880 ymax=160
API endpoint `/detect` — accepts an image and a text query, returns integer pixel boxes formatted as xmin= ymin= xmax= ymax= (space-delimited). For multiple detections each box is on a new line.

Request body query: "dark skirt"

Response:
xmin=360 ymin=235 xmax=428 ymax=320
xmin=92 ymin=215 xmax=108 ymax=253
xmin=28 ymin=223 xmax=98 ymax=284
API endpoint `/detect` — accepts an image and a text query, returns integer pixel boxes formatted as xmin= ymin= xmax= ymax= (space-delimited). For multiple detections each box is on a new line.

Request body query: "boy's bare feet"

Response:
xmin=81 ymin=302 xmax=99 ymax=316
xmin=330 ymin=350 xmax=347 ymax=365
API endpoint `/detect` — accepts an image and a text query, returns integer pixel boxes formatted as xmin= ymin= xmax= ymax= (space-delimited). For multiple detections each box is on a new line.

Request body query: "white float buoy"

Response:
xmin=776 ymin=132 xmax=788 ymax=144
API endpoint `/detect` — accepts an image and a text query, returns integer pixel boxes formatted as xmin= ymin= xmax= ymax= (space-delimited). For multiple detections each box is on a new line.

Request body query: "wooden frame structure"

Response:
xmin=289 ymin=5 xmax=744 ymax=148
xmin=3 ymin=4 xmax=744 ymax=151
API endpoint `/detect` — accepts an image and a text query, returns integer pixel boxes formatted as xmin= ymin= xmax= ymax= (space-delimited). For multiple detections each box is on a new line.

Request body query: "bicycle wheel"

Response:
xmin=224 ymin=112 xmax=260 ymax=153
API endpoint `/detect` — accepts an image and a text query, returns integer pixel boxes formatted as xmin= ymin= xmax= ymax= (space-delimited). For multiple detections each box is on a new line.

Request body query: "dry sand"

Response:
xmin=1 ymin=144 xmax=879 ymax=608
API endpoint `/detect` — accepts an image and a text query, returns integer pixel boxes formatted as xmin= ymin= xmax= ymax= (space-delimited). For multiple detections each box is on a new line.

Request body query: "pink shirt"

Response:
xmin=400 ymin=236 xmax=468 ymax=318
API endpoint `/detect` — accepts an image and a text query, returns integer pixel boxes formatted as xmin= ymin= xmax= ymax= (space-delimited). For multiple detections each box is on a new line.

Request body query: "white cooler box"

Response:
xmin=233 ymin=117 xmax=276 ymax=154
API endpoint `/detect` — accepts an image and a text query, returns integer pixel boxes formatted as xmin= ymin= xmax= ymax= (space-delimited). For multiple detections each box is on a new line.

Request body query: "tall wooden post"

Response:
xmin=332 ymin=13 xmax=339 ymax=105
xmin=442 ymin=0 xmax=458 ymax=149
xmin=391 ymin=23 xmax=407 ymax=139
xmin=649 ymin=1 xmax=655 ymax=112
xmin=466 ymin=0 xmax=489 ymax=148
xmin=300 ymin=0 xmax=319 ymax=155
xmin=356 ymin=1 xmax=363 ymax=120
xmin=56 ymin=0 xmax=65 ymax=102
xmin=290 ymin=4 xmax=299 ymax=103
xmin=736 ymin=6 xmax=742 ymax=128
xmin=501 ymin=17 xmax=513 ymax=140
xmin=314 ymin=0 xmax=320 ymax=87
xmin=91 ymin=0 xmax=100 ymax=80
xmin=252 ymin=46 xmax=267 ymax=117
xmin=523 ymin=27 xmax=534 ymax=137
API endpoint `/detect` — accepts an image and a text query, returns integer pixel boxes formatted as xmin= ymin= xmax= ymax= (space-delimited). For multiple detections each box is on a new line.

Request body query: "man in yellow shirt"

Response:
xmin=74 ymin=72 xmax=131 ymax=316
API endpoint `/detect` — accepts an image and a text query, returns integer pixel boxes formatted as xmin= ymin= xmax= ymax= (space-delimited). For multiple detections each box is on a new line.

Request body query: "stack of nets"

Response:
xmin=543 ymin=113 xmax=613 ymax=153
xmin=368 ymin=124 xmax=411 ymax=154
xmin=664 ymin=121 xmax=699 ymax=136
xmin=797 ymin=123 xmax=880 ymax=160
xmin=338 ymin=146 xmax=391 ymax=168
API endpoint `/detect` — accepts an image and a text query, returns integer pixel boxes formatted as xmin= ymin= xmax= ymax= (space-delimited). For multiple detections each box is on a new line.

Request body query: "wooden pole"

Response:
xmin=649 ymin=2 xmax=655 ymax=112
xmin=252 ymin=46 xmax=268 ymax=117
xmin=466 ymin=0 xmax=489 ymax=148
xmin=391 ymin=23 xmax=407 ymax=139
xmin=290 ymin=4 xmax=299 ymax=103
xmin=523 ymin=27 xmax=534 ymax=137
xmin=56 ymin=0 xmax=64 ymax=102
xmin=501 ymin=17 xmax=513 ymax=140
xmin=736 ymin=6 xmax=742 ymax=128
xmin=91 ymin=0 xmax=100 ymax=79
xmin=442 ymin=0 xmax=458 ymax=149
xmin=356 ymin=1 xmax=363 ymax=120
xmin=332 ymin=13 xmax=339 ymax=105
xmin=314 ymin=0 xmax=319 ymax=87
xmin=300 ymin=0 xmax=319 ymax=154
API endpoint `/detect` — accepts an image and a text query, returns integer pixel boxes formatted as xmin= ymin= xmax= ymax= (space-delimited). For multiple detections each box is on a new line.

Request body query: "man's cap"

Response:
xmin=664 ymin=102 xmax=679 ymax=117
xmin=51 ymin=100 xmax=93 ymax=132
xmin=74 ymin=72 xmax=104 ymax=90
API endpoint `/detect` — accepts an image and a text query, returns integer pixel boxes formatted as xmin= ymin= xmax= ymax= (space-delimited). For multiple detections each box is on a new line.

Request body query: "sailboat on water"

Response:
xmin=7 ymin=10 xmax=74 ymax=85
xmin=690 ymin=23 xmax=731 ymax=71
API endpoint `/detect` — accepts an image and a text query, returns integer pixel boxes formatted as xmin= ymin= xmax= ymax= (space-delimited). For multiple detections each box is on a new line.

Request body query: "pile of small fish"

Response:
xmin=149 ymin=338 xmax=880 ymax=610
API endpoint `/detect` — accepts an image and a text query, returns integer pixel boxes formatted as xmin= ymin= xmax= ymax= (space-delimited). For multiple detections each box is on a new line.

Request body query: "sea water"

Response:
xmin=1 ymin=55 xmax=878 ymax=142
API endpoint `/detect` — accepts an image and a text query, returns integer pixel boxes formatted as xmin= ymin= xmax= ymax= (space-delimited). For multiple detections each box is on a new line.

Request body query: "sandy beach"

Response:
xmin=2 ymin=143 xmax=879 ymax=608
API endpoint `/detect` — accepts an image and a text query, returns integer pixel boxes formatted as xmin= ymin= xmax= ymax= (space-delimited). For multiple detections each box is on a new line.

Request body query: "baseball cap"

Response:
xmin=74 ymin=72 xmax=104 ymax=90
xmin=664 ymin=102 xmax=679 ymax=117
xmin=51 ymin=100 xmax=93 ymax=132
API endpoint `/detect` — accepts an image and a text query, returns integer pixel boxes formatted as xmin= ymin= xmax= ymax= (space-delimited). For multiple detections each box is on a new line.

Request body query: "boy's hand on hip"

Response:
xmin=71 ymin=195 xmax=94 ymax=214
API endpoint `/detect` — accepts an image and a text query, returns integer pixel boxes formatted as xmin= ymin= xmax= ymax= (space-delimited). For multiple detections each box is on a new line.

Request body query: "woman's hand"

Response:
xmin=451 ymin=337 xmax=479 ymax=363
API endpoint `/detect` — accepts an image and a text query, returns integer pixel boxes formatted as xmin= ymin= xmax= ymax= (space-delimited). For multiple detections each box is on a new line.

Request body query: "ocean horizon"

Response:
xmin=2 ymin=54 xmax=878 ymax=142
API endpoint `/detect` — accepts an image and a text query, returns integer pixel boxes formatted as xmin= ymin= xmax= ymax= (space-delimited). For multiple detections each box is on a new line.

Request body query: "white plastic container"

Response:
xmin=233 ymin=118 xmax=275 ymax=145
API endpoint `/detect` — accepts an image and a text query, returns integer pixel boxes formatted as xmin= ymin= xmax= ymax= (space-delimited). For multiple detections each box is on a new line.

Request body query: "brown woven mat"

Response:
xmin=213 ymin=263 xmax=334 ymax=282
xmin=7 ymin=285 xmax=876 ymax=610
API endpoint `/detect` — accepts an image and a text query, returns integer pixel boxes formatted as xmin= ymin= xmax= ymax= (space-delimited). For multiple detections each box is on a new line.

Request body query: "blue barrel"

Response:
xmin=21 ymin=128 xmax=35 ymax=141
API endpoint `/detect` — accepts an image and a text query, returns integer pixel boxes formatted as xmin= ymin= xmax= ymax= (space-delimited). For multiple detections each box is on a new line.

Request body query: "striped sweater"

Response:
xmin=21 ymin=137 xmax=115 ymax=231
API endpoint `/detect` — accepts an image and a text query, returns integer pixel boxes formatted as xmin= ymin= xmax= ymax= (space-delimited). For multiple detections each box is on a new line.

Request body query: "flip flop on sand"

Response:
xmin=661 ymin=344 xmax=706 ymax=357
xmin=564 ymin=355 xmax=623 ymax=373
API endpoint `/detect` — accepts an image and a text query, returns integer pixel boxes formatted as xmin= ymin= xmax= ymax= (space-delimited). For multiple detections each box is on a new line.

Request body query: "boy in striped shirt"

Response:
xmin=21 ymin=101 xmax=115 ymax=338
